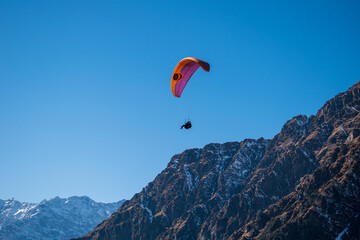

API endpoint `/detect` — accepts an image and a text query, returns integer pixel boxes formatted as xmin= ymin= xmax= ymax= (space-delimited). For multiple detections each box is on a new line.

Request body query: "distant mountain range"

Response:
xmin=77 ymin=81 xmax=360 ymax=240
xmin=0 ymin=196 xmax=124 ymax=240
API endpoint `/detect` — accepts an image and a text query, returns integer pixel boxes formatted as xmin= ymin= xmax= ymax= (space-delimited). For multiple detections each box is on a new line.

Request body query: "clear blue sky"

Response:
xmin=1 ymin=0 xmax=359 ymax=203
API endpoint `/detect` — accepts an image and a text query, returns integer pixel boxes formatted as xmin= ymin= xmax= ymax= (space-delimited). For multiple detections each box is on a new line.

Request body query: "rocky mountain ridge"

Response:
xmin=78 ymin=81 xmax=360 ymax=240
xmin=0 ymin=196 xmax=125 ymax=240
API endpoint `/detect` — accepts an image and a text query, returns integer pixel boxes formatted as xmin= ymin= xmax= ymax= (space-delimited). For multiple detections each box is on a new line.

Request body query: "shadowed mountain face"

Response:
xmin=77 ymin=81 xmax=360 ymax=240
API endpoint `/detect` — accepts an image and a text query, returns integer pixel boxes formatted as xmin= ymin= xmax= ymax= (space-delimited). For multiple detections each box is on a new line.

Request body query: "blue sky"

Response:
xmin=1 ymin=0 xmax=359 ymax=203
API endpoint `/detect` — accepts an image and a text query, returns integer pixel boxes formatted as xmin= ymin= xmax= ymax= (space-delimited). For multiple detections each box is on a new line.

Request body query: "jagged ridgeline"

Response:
xmin=76 ymin=82 xmax=360 ymax=240
xmin=0 ymin=196 xmax=125 ymax=240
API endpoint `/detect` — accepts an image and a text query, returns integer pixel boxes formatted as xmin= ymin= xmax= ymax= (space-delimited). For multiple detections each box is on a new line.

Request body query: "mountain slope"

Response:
xmin=0 ymin=196 xmax=125 ymax=240
xmin=78 ymin=140 xmax=269 ymax=240
xmin=199 ymin=83 xmax=360 ymax=240
xmin=78 ymin=81 xmax=360 ymax=240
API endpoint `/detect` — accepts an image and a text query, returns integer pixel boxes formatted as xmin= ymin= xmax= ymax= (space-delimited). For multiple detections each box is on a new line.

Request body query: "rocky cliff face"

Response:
xmin=0 ymin=196 xmax=125 ymax=240
xmin=78 ymin=81 xmax=360 ymax=240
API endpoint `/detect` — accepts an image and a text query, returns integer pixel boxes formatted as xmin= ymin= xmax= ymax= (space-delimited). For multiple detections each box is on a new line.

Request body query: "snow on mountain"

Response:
xmin=0 ymin=196 xmax=125 ymax=240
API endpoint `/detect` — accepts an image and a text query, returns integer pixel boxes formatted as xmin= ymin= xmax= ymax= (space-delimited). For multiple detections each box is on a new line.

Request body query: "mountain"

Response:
xmin=77 ymin=81 xmax=360 ymax=240
xmin=0 ymin=196 xmax=125 ymax=240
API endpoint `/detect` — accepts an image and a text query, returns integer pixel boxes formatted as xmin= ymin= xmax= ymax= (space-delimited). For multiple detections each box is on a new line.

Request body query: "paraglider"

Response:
xmin=171 ymin=57 xmax=210 ymax=130
xmin=171 ymin=57 xmax=210 ymax=98
xmin=180 ymin=121 xmax=192 ymax=130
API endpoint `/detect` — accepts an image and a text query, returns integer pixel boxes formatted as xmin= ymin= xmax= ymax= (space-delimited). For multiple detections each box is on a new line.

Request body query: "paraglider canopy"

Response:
xmin=171 ymin=57 xmax=210 ymax=98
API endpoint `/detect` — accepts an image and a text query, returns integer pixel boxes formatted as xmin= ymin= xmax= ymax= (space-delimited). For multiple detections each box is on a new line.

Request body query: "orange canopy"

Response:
xmin=171 ymin=57 xmax=210 ymax=97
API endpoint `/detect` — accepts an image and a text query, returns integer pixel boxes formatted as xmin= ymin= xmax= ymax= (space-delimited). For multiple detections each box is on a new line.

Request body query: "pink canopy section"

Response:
xmin=175 ymin=61 xmax=200 ymax=97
